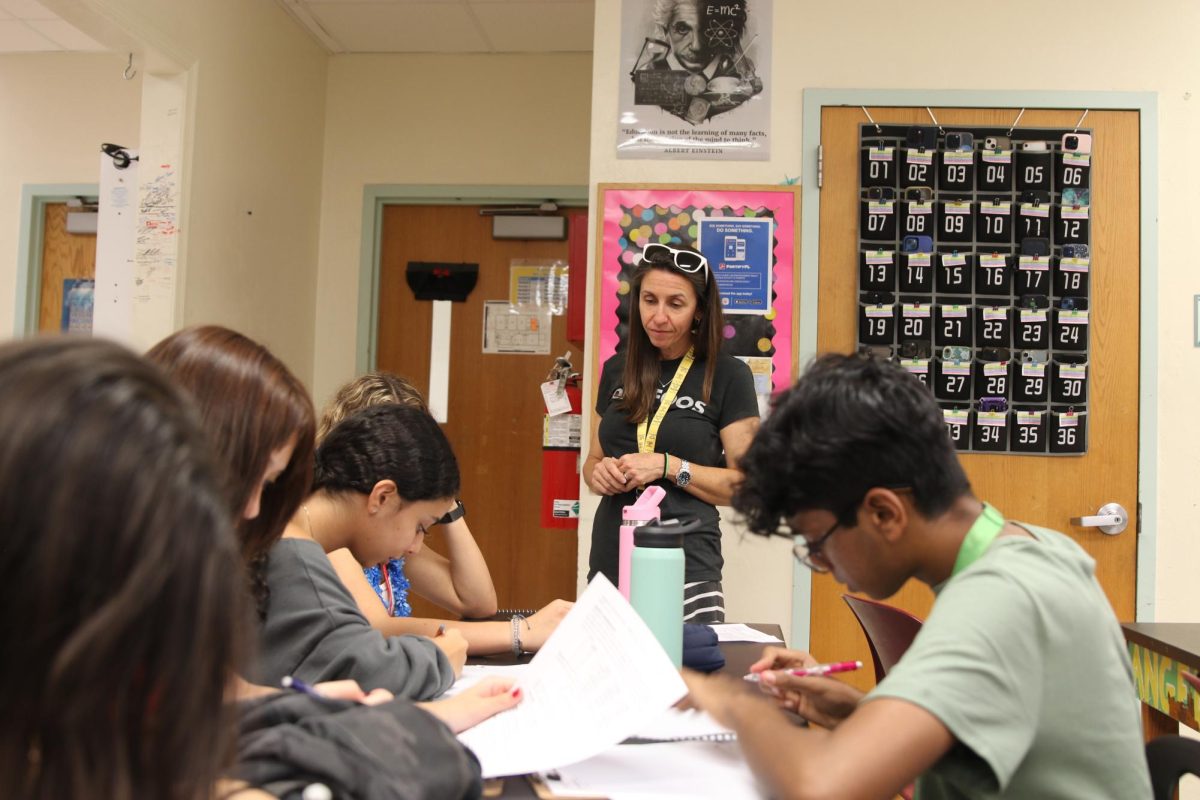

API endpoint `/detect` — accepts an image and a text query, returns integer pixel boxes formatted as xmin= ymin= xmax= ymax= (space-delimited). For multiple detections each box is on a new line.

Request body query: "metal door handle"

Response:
xmin=1070 ymin=503 xmax=1128 ymax=535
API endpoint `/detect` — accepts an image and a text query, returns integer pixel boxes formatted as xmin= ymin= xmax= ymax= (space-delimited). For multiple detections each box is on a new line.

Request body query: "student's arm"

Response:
xmin=377 ymin=601 xmax=573 ymax=655
xmin=683 ymin=670 xmax=955 ymax=800
xmin=403 ymin=516 xmax=498 ymax=618
xmin=616 ymin=415 xmax=760 ymax=506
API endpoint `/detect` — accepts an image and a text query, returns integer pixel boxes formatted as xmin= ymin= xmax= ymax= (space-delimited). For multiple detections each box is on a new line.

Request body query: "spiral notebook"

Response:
xmin=624 ymin=708 xmax=737 ymax=744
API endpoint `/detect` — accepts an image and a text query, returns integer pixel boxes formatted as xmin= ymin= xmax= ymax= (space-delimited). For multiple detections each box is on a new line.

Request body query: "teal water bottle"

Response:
xmin=630 ymin=517 xmax=696 ymax=668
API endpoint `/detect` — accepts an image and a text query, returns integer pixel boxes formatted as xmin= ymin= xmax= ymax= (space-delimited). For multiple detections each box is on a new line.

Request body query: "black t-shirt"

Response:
xmin=589 ymin=351 xmax=759 ymax=584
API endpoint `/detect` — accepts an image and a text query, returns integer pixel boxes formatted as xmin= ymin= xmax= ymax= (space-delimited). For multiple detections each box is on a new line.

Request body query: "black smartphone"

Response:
xmin=1019 ymin=190 xmax=1051 ymax=206
xmin=906 ymin=126 xmax=937 ymax=150
xmin=867 ymin=186 xmax=896 ymax=200
xmin=1020 ymin=237 xmax=1050 ymax=257
xmin=944 ymin=132 xmax=974 ymax=151
xmin=1062 ymin=244 xmax=1090 ymax=259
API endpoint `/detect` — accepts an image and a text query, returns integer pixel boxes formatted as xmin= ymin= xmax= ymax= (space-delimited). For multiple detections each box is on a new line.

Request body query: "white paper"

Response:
xmin=541 ymin=740 xmax=765 ymax=799
xmin=428 ymin=300 xmax=451 ymax=422
xmin=482 ymin=301 xmax=551 ymax=355
xmin=631 ymin=707 xmax=734 ymax=742
xmin=442 ymin=664 xmax=530 ymax=698
xmin=457 ymin=575 xmax=687 ymax=778
xmin=709 ymin=623 xmax=782 ymax=643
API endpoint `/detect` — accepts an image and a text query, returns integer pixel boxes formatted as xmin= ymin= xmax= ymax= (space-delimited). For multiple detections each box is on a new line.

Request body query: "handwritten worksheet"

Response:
xmin=457 ymin=575 xmax=687 ymax=778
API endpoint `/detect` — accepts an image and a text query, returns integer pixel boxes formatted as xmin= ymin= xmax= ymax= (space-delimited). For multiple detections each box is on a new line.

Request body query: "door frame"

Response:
xmin=356 ymin=184 xmax=589 ymax=374
xmin=798 ymin=89 xmax=1159 ymax=649
xmin=14 ymin=183 xmax=99 ymax=335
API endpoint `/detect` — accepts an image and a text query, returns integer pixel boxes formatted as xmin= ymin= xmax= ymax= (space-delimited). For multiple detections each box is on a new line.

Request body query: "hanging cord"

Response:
xmin=1073 ymin=109 xmax=1090 ymax=132
xmin=925 ymin=107 xmax=945 ymax=135
xmin=100 ymin=143 xmax=139 ymax=170
xmin=1006 ymin=108 xmax=1027 ymax=136
xmin=861 ymin=106 xmax=882 ymax=135
xmin=123 ymin=53 xmax=136 ymax=80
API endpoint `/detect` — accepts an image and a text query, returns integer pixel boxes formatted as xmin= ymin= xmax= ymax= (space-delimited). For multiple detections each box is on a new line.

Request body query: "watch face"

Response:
xmin=676 ymin=462 xmax=692 ymax=487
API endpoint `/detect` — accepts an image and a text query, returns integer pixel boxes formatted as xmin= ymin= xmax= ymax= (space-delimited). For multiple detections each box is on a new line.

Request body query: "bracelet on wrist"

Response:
xmin=662 ymin=452 xmax=668 ymax=479
xmin=511 ymin=614 xmax=526 ymax=656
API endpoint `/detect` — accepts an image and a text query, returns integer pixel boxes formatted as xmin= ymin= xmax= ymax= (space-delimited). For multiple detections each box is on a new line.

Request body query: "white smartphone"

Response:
xmin=1021 ymin=140 xmax=1049 ymax=151
xmin=1062 ymin=133 xmax=1093 ymax=154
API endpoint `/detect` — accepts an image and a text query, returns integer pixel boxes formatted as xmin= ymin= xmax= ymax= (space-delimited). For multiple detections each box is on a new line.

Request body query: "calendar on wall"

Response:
xmin=857 ymin=124 xmax=1092 ymax=455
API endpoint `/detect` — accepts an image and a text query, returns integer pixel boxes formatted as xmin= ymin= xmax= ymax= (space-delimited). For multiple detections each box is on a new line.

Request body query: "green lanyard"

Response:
xmin=636 ymin=348 xmax=695 ymax=454
xmin=950 ymin=503 xmax=1006 ymax=577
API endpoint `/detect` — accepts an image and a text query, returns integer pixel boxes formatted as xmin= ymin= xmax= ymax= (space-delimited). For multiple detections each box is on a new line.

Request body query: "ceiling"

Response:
xmin=276 ymin=0 xmax=595 ymax=54
xmin=0 ymin=0 xmax=105 ymax=52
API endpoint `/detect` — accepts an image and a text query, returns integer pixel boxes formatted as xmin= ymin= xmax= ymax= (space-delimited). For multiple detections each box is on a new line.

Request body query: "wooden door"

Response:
xmin=376 ymin=205 xmax=579 ymax=616
xmin=38 ymin=203 xmax=96 ymax=332
xmin=814 ymin=107 xmax=1140 ymax=692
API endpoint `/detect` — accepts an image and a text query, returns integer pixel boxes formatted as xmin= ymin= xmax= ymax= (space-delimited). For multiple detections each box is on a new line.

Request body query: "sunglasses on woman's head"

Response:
xmin=642 ymin=243 xmax=709 ymax=281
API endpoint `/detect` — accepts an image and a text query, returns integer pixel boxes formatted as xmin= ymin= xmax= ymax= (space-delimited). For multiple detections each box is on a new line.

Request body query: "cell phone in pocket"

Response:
xmin=905 ymin=186 xmax=934 ymax=202
xmin=861 ymin=291 xmax=895 ymax=305
xmin=1021 ymin=140 xmax=1049 ymax=151
xmin=1021 ymin=349 xmax=1050 ymax=364
xmin=1062 ymin=133 xmax=1093 ymax=154
xmin=1061 ymin=188 xmax=1091 ymax=207
xmin=1020 ymin=237 xmax=1050 ymax=257
xmin=901 ymin=235 xmax=934 ymax=254
xmin=1020 ymin=190 xmax=1051 ymax=206
xmin=1062 ymin=244 xmax=1090 ymax=259
xmin=984 ymin=135 xmax=1012 ymax=151
xmin=944 ymin=132 xmax=974 ymax=151
xmin=867 ymin=186 xmax=896 ymax=200
xmin=906 ymin=126 xmax=938 ymax=150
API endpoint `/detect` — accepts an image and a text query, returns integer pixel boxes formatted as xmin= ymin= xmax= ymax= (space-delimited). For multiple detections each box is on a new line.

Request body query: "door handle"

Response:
xmin=1070 ymin=503 xmax=1129 ymax=536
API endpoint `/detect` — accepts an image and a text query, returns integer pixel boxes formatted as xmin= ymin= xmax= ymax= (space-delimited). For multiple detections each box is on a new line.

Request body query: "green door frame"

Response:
xmin=14 ymin=183 xmax=99 ymax=335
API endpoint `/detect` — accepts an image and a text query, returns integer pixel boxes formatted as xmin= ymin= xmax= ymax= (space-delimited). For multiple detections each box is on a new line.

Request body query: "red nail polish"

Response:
xmin=511 ymin=687 xmax=522 ymax=699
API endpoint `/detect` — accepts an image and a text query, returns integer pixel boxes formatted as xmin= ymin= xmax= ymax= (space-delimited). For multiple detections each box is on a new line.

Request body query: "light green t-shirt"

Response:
xmin=865 ymin=522 xmax=1151 ymax=800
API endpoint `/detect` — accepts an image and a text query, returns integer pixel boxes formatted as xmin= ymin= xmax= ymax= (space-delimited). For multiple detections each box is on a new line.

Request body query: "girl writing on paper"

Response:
xmin=583 ymin=243 xmax=760 ymax=623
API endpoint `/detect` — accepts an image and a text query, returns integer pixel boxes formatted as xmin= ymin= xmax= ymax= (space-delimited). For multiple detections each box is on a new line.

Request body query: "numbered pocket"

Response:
xmin=860 ymin=249 xmax=896 ymax=291
xmin=898 ymin=302 xmax=932 ymax=343
xmin=1049 ymin=410 xmax=1087 ymax=454
xmin=1015 ymin=255 xmax=1052 ymax=296
xmin=899 ymin=252 xmax=934 ymax=293
xmin=1015 ymin=306 xmax=1050 ymax=349
xmin=938 ymin=200 xmax=974 ymax=244
xmin=1057 ymin=150 xmax=1091 ymax=191
xmin=1051 ymin=360 xmax=1088 ymax=404
xmin=942 ymin=406 xmax=971 ymax=451
xmin=1018 ymin=200 xmax=1052 ymax=240
xmin=937 ymin=252 xmax=972 ymax=294
xmin=972 ymin=410 xmax=1010 ymax=452
xmin=900 ymin=148 xmax=935 ymax=188
xmin=939 ymin=149 xmax=975 ymax=191
xmin=1053 ymin=308 xmax=1089 ymax=351
xmin=900 ymin=199 xmax=935 ymax=238
xmin=1055 ymin=256 xmax=1090 ymax=297
xmin=859 ymin=303 xmax=896 ymax=344
xmin=1013 ymin=360 xmax=1049 ymax=403
xmin=974 ymin=358 xmax=1012 ymax=400
xmin=975 ymin=253 xmax=1012 ymax=297
xmin=1010 ymin=409 xmax=1048 ymax=453
xmin=861 ymin=199 xmax=897 ymax=242
xmin=1056 ymin=203 xmax=1090 ymax=244
xmin=979 ymin=149 xmax=1014 ymax=192
xmin=1016 ymin=150 xmax=1054 ymax=191
xmin=976 ymin=306 xmax=1013 ymax=348
xmin=899 ymin=358 xmax=931 ymax=388
xmin=934 ymin=359 xmax=973 ymax=401
xmin=934 ymin=304 xmax=973 ymax=347
xmin=977 ymin=199 xmax=1013 ymax=245
xmin=861 ymin=144 xmax=898 ymax=188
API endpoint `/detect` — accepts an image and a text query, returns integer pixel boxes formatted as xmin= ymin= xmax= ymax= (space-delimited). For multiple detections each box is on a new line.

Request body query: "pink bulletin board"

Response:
xmin=593 ymin=184 xmax=799 ymax=405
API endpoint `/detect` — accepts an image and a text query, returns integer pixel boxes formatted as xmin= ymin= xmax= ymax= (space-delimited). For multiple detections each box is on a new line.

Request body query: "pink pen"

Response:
xmin=743 ymin=660 xmax=863 ymax=682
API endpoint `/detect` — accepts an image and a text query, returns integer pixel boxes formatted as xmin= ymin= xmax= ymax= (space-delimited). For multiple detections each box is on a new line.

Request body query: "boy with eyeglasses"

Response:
xmin=683 ymin=353 xmax=1150 ymax=800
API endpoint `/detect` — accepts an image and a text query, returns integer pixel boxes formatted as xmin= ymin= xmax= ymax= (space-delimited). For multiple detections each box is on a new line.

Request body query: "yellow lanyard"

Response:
xmin=637 ymin=348 xmax=695 ymax=454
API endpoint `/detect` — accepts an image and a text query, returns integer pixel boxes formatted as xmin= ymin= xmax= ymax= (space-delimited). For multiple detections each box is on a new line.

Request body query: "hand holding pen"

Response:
xmin=282 ymin=676 xmax=394 ymax=706
xmin=743 ymin=660 xmax=863 ymax=682
xmin=744 ymin=646 xmax=866 ymax=728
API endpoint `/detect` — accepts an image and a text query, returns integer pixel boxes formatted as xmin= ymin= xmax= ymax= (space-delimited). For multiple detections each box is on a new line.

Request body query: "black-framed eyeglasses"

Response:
xmin=642 ymin=243 xmax=709 ymax=281
xmin=790 ymin=486 xmax=912 ymax=573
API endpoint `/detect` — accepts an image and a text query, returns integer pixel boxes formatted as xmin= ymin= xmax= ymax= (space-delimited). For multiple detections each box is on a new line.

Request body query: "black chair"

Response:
xmin=1146 ymin=735 xmax=1200 ymax=800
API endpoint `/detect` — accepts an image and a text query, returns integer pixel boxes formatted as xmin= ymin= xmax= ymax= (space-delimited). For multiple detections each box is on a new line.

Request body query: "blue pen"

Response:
xmin=281 ymin=675 xmax=325 ymax=699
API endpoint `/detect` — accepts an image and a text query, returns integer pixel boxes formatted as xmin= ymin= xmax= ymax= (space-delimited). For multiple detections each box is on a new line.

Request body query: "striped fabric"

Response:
xmin=683 ymin=580 xmax=725 ymax=623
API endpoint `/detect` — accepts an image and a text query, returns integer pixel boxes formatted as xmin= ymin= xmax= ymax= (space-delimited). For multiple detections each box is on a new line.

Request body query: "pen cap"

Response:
xmin=633 ymin=516 xmax=697 ymax=548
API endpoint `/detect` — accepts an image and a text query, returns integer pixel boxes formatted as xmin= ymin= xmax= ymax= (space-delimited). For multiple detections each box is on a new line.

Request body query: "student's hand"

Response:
xmin=749 ymin=646 xmax=863 ymax=728
xmin=521 ymin=599 xmax=574 ymax=651
xmin=313 ymin=679 xmax=394 ymax=706
xmin=614 ymin=452 xmax=666 ymax=489
xmin=590 ymin=455 xmax=631 ymax=495
xmin=419 ymin=677 xmax=522 ymax=733
xmin=432 ymin=627 xmax=469 ymax=676
xmin=681 ymin=669 xmax=772 ymax=730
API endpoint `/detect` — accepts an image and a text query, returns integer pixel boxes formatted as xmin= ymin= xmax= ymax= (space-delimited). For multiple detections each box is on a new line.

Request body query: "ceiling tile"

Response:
xmin=25 ymin=18 xmax=106 ymax=50
xmin=307 ymin=2 xmax=489 ymax=52
xmin=0 ymin=19 xmax=58 ymax=51
xmin=470 ymin=1 xmax=593 ymax=51
xmin=0 ymin=0 xmax=55 ymax=20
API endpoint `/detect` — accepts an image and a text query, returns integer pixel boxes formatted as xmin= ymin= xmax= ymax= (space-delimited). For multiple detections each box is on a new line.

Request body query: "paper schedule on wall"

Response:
xmin=482 ymin=301 xmax=551 ymax=354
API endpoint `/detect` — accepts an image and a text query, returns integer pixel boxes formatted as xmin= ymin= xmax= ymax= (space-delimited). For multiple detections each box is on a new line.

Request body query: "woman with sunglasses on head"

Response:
xmin=583 ymin=242 xmax=760 ymax=623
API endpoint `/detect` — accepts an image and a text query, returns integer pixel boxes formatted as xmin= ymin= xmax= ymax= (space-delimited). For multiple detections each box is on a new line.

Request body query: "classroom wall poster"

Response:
xmin=617 ymin=0 xmax=772 ymax=160
xmin=597 ymin=186 xmax=796 ymax=413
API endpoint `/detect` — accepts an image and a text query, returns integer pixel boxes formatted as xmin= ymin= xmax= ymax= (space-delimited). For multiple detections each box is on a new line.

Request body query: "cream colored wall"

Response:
xmin=312 ymin=52 xmax=593 ymax=406
xmin=586 ymin=0 xmax=1200 ymax=638
xmin=0 ymin=52 xmax=141 ymax=335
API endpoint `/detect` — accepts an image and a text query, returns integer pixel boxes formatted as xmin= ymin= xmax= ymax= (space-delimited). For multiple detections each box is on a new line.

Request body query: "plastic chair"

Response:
xmin=1146 ymin=735 xmax=1200 ymax=800
xmin=842 ymin=594 xmax=925 ymax=683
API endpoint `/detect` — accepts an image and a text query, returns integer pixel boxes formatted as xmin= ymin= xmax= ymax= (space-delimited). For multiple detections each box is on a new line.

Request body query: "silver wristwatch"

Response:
xmin=675 ymin=459 xmax=692 ymax=488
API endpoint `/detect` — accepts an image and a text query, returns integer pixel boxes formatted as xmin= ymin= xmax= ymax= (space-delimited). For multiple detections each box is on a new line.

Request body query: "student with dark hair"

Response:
xmin=261 ymin=404 xmax=470 ymax=695
xmin=583 ymin=243 xmax=759 ymax=623
xmin=682 ymin=354 xmax=1152 ymax=800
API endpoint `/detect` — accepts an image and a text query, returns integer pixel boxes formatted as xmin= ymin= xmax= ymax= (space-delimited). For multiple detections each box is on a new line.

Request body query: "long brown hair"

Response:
xmin=619 ymin=251 xmax=725 ymax=423
xmin=0 ymin=337 xmax=248 ymax=800
xmin=147 ymin=326 xmax=315 ymax=616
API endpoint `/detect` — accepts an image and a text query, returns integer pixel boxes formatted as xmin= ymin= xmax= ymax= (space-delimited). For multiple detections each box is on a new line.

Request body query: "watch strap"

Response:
xmin=437 ymin=499 xmax=466 ymax=526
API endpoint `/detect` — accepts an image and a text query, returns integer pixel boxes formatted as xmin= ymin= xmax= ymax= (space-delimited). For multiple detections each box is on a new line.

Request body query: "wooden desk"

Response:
xmin=1122 ymin=622 xmax=1200 ymax=739
xmin=484 ymin=623 xmax=785 ymax=799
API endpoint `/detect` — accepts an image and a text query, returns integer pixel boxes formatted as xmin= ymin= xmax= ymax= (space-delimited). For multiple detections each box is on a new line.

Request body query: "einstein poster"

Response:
xmin=617 ymin=0 xmax=771 ymax=160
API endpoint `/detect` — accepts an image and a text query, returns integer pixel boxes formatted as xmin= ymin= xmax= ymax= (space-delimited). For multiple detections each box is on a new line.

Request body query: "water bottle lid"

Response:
xmin=634 ymin=517 xmax=699 ymax=548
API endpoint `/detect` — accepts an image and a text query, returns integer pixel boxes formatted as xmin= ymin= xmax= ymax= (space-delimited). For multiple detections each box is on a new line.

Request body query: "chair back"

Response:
xmin=842 ymin=594 xmax=925 ymax=683
xmin=1146 ymin=735 xmax=1200 ymax=800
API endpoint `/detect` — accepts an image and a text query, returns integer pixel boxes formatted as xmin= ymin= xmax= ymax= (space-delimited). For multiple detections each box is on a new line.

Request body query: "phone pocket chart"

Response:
xmin=857 ymin=124 xmax=1092 ymax=455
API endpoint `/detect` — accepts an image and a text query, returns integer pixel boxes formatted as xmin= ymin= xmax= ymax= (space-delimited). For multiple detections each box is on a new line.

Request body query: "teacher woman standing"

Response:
xmin=584 ymin=243 xmax=760 ymax=623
